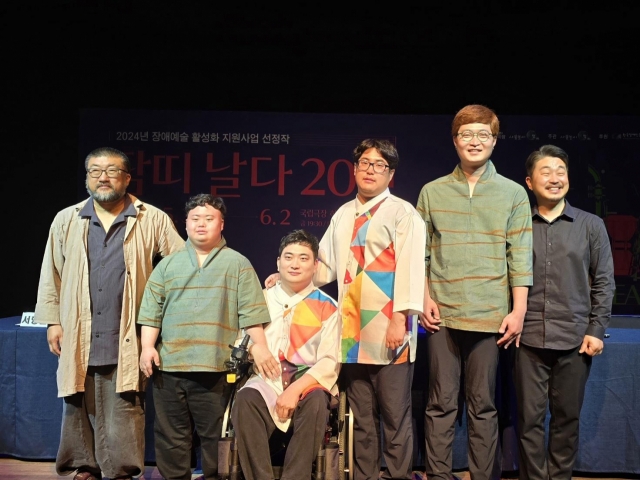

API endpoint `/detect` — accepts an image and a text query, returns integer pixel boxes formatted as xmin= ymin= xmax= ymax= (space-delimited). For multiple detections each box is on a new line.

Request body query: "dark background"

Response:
xmin=3 ymin=1 xmax=639 ymax=318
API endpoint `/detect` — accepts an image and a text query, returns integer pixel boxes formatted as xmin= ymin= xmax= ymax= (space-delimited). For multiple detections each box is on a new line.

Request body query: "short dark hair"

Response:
xmin=278 ymin=229 xmax=319 ymax=260
xmin=525 ymin=145 xmax=569 ymax=177
xmin=184 ymin=193 xmax=227 ymax=218
xmin=85 ymin=147 xmax=131 ymax=172
xmin=353 ymin=139 xmax=399 ymax=171
xmin=451 ymin=104 xmax=500 ymax=136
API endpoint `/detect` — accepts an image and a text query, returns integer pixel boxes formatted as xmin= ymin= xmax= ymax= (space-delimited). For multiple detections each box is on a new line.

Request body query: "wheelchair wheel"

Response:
xmin=337 ymin=391 xmax=354 ymax=480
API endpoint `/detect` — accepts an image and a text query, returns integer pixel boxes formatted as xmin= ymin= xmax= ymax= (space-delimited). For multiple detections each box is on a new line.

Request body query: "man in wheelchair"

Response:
xmin=231 ymin=229 xmax=341 ymax=480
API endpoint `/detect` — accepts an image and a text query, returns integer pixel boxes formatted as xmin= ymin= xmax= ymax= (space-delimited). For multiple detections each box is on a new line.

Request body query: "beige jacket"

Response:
xmin=35 ymin=195 xmax=185 ymax=397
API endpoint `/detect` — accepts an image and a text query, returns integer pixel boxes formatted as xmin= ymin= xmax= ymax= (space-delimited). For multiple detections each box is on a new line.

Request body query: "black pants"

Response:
xmin=342 ymin=361 xmax=415 ymax=480
xmin=514 ymin=344 xmax=592 ymax=480
xmin=424 ymin=327 xmax=500 ymax=480
xmin=152 ymin=371 xmax=231 ymax=480
xmin=231 ymin=387 xmax=330 ymax=480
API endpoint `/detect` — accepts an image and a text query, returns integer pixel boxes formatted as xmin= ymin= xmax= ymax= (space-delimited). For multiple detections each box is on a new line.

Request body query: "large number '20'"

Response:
xmin=301 ymin=159 xmax=355 ymax=196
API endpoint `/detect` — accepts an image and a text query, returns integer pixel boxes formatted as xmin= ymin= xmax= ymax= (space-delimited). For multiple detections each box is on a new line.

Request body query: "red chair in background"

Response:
xmin=605 ymin=214 xmax=638 ymax=276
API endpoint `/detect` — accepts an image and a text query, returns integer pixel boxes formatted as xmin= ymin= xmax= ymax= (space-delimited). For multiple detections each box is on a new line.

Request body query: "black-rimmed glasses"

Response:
xmin=86 ymin=167 xmax=129 ymax=178
xmin=355 ymin=159 xmax=390 ymax=174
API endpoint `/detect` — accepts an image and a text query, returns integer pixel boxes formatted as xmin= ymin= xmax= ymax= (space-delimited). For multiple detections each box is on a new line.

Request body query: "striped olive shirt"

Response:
xmin=137 ymin=238 xmax=270 ymax=371
xmin=416 ymin=161 xmax=533 ymax=332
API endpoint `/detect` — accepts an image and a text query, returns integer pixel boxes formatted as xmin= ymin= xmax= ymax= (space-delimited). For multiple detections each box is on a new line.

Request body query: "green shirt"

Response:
xmin=137 ymin=237 xmax=270 ymax=371
xmin=416 ymin=161 xmax=533 ymax=332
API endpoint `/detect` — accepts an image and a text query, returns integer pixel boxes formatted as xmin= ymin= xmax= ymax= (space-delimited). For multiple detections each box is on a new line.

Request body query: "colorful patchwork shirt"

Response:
xmin=315 ymin=189 xmax=426 ymax=365
xmin=241 ymin=282 xmax=340 ymax=431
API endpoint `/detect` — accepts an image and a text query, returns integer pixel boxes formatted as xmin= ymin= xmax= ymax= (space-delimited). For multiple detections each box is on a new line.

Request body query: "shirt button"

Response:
xmin=97 ymin=312 xmax=101 ymax=315
xmin=284 ymin=304 xmax=288 ymax=308
xmin=547 ymin=261 xmax=551 ymax=265
xmin=546 ymin=281 xmax=551 ymax=285
xmin=545 ymin=301 xmax=550 ymax=304
xmin=95 ymin=334 xmax=100 ymax=337
xmin=98 ymin=288 xmax=102 ymax=292
xmin=548 ymin=242 xmax=551 ymax=246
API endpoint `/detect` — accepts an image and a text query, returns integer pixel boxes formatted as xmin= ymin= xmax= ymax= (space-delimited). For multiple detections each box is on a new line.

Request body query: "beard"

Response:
xmin=86 ymin=180 xmax=125 ymax=203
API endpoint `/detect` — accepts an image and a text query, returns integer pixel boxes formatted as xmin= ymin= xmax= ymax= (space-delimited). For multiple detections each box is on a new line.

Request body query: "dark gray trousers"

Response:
xmin=231 ymin=387 xmax=330 ymax=480
xmin=425 ymin=327 xmax=500 ymax=480
xmin=514 ymin=344 xmax=592 ymax=480
xmin=56 ymin=365 xmax=145 ymax=479
xmin=152 ymin=371 xmax=230 ymax=480
xmin=342 ymin=361 xmax=415 ymax=480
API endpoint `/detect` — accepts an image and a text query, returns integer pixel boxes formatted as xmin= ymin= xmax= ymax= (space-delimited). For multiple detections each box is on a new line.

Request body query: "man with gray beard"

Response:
xmin=35 ymin=147 xmax=185 ymax=480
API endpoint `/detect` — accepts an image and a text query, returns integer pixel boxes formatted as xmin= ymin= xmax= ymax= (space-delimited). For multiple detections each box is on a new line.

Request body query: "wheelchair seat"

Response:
xmin=218 ymin=378 xmax=353 ymax=480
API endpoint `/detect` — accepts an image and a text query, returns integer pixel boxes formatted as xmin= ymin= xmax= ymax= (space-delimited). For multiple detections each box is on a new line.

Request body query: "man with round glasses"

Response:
xmin=416 ymin=105 xmax=533 ymax=480
xmin=35 ymin=147 xmax=185 ymax=480
xmin=313 ymin=139 xmax=426 ymax=479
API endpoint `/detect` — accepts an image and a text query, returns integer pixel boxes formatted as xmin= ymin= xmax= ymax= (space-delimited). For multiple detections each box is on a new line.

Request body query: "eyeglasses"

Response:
xmin=355 ymin=159 xmax=390 ymax=174
xmin=86 ymin=167 xmax=129 ymax=178
xmin=455 ymin=130 xmax=496 ymax=143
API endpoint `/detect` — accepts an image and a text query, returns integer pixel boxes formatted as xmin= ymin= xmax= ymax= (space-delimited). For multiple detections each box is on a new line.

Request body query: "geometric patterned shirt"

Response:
xmin=315 ymin=189 xmax=426 ymax=364
xmin=242 ymin=282 xmax=340 ymax=431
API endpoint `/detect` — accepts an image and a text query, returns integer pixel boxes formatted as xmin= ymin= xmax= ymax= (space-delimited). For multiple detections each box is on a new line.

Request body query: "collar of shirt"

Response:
xmin=452 ymin=159 xmax=497 ymax=182
xmin=354 ymin=188 xmax=391 ymax=213
xmin=532 ymin=199 xmax=577 ymax=223
xmin=185 ymin=236 xmax=227 ymax=268
xmin=272 ymin=281 xmax=316 ymax=309
xmin=77 ymin=194 xmax=137 ymax=220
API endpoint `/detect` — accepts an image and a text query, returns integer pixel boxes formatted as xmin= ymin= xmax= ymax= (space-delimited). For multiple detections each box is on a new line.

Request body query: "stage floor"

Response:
xmin=0 ymin=459 xmax=637 ymax=480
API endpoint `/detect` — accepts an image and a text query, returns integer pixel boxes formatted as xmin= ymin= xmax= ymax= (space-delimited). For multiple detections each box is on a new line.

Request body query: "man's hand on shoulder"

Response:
xmin=47 ymin=325 xmax=63 ymax=356
xmin=264 ymin=272 xmax=280 ymax=288
xmin=579 ymin=335 xmax=604 ymax=357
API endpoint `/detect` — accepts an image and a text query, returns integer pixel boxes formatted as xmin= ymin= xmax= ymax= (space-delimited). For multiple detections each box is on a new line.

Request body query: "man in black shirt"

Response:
xmin=515 ymin=144 xmax=615 ymax=480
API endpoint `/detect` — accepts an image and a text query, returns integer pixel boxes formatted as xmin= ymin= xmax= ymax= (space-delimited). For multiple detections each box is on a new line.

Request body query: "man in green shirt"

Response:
xmin=137 ymin=193 xmax=279 ymax=480
xmin=416 ymin=105 xmax=533 ymax=480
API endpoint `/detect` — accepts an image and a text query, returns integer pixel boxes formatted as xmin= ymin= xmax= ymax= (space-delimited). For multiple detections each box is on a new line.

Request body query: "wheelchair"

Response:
xmin=217 ymin=338 xmax=354 ymax=480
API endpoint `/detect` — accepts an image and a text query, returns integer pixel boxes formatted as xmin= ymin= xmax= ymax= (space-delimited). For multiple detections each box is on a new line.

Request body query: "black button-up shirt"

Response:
xmin=522 ymin=200 xmax=615 ymax=350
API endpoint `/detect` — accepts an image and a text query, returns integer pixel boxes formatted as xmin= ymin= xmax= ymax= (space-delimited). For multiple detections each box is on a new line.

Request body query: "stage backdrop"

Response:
xmin=79 ymin=109 xmax=640 ymax=316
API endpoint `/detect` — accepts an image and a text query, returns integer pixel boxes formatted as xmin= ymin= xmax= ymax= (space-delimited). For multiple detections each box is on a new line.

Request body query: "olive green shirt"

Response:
xmin=137 ymin=238 xmax=270 ymax=371
xmin=416 ymin=161 xmax=533 ymax=332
